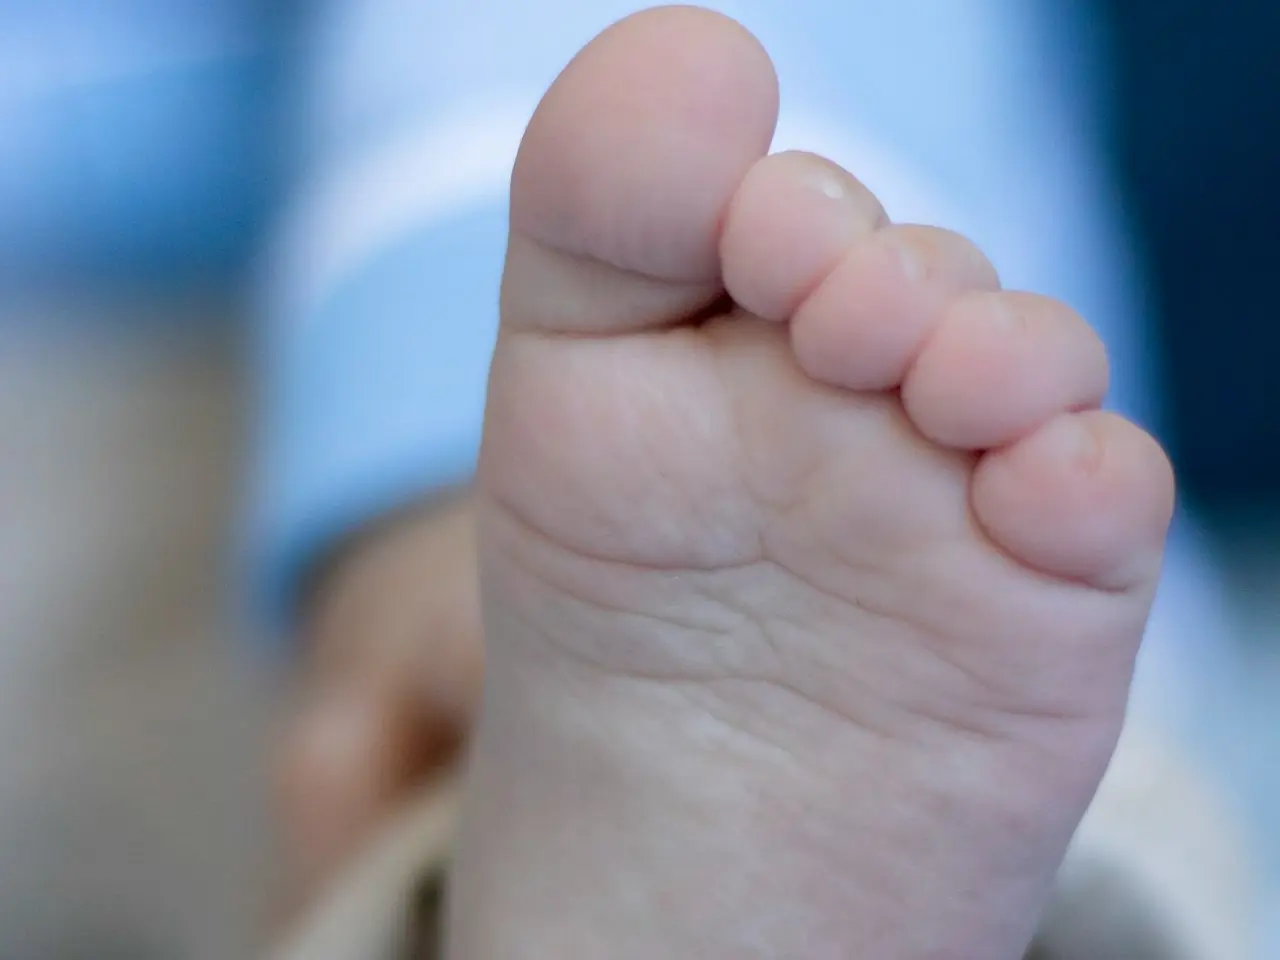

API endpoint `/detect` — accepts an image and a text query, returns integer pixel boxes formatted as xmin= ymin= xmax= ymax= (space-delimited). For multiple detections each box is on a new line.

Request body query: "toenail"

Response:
xmin=890 ymin=238 xmax=926 ymax=283
xmin=816 ymin=175 xmax=847 ymax=200
xmin=1039 ymin=415 xmax=1102 ymax=470
xmin=794 ymin=156 xmax=860 ymax=207
xmin=986 ymin=296 xmax=1026 ymax=333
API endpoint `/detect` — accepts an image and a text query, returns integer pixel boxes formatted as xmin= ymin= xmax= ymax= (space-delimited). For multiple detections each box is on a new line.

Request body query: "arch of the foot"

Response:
xmin=501 ymin=5 xmax=780 ymax=336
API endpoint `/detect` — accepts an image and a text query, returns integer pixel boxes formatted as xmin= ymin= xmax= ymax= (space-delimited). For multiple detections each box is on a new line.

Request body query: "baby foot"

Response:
xmin=451 ymin=8 xmax=1174 ymax=959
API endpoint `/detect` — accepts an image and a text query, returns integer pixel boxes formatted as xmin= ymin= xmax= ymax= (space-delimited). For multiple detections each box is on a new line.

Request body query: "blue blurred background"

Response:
xmin=5 ymin=1 xmax=1277 ymax=497
xmin=0 ymin=1 xmax=1277 ymax=957
xmin=0 ymin=1 xmax=286 ymax=291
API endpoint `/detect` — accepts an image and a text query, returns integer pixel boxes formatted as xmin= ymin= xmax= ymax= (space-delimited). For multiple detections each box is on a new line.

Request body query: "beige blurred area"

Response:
xmin=0 ymin=295 xmax=275 ymax=959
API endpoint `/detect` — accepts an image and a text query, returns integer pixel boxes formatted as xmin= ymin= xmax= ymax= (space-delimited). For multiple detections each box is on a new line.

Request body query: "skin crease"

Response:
xmin=451 ymin=9 xmax=1172 ymax=959
xmin=277 ymin=10 xmax=1175 ymax=957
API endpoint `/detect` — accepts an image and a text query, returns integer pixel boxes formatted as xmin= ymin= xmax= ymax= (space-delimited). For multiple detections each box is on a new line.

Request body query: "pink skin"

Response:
xmin=449 ymin=7 xmax=1174 ymax=958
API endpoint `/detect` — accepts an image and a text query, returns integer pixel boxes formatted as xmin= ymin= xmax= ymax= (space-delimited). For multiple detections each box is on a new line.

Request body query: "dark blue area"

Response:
xmin=1105 ymin=1 xmax=1280 ymax=505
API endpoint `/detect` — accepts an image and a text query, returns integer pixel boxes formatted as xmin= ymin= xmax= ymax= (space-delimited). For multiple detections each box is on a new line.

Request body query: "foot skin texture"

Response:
xmin=449 ymin=8 xmax=1175 ymax=959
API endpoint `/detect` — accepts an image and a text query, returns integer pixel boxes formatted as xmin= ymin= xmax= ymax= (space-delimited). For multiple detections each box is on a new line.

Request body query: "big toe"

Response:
xmin=501 ymin=6 xmax=779 ymax=336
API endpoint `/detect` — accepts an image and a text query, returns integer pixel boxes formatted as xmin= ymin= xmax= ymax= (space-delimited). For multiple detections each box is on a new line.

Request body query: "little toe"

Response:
xmin=972 ymin=411 xmax=1175 ymax=592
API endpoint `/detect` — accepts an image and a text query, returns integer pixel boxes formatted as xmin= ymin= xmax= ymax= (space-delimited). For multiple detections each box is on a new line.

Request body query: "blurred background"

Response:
xmin=1 ymin=1 xmax=1278 ymax=957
